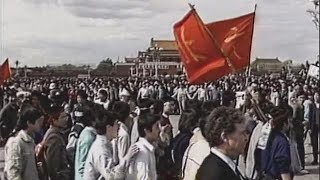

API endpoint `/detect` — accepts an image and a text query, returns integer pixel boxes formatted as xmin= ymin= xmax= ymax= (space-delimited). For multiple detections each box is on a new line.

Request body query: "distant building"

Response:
xmin=115 ymin=38 xmax=183 ymax=77
xmin=251 ymin=57 xmax=284 ymax=74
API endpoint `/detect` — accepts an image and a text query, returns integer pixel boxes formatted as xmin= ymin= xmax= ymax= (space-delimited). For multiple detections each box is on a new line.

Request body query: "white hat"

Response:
xmin=120 ymin=88 xmax=130 ymax=97
xmin=16 ymin=91 xmax=31 ymax=98
xmin=49 ymin=83 xmax=56 ymax=90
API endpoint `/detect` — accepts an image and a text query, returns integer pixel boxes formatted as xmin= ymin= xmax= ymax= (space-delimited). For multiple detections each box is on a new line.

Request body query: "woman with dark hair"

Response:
xmin=4 ymin=107 xmax=44 ymax=180
xmin=259 ymin=106 xmax=293 ymax=180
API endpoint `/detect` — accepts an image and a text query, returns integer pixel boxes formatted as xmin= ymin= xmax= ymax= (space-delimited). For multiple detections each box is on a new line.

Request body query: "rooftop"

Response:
xmin=150 ymin=38 xmax=178 ymax=51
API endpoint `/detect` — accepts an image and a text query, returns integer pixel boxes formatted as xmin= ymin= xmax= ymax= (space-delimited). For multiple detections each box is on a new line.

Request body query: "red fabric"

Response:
xmin=174 ymin=10 xmax=255 ymax=84
xmin=0 ymin=59 xmax=11 ymax=85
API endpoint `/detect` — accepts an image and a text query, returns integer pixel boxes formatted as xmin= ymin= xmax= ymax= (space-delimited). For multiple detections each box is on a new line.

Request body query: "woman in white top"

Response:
xmin=83 ymin=111 xmax=138 ymax=180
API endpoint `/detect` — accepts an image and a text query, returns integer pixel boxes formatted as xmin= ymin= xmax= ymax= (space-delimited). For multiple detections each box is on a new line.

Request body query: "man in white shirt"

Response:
xmin=83 ymin=111 xmax=138 ymax=180
xmin=111 ymin=102 xmax=131 ymax=165
xmin=94 ymin=88 xmax=110 ymax=110
xmin=137 ymin=83 xmax=150 ymax=102
xmin=126 ymin=113 xmax=161 ymax=180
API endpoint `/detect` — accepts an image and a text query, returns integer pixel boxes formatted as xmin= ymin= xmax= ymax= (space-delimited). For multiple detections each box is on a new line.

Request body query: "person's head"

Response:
xmin=162 ymin=96 xmax=175 ymax=115
xmin=178 ymin=109 xmax=200 ymax=133
xmin=138 ymin=113 xmax=161 ymax=142
xmin=31 ymin=91 xmax=42 ymax=108
xmin=120 ymin=88 xmax=131 ymax=102
xmin=137 ymin=98 xmax=153 ymax=116
xmin=297 ymin=92 xmax=306 ymax=105
xmin=202 ymin=107 xmax=248 ymax=159
xmin=185 ymin=99 xmax=202 ymax=113
xmin=49 ymin=107 xmax=69 ymax=129
xmin=307 ymin=93 xmax=314 ymax=102
xmin=150 ymin=100 xmax=164 ymax=115
xmin=98 ymin=89 xmax=108 ymax=102
xmin=201 ymin=100 xmax=221 ymax=117
xmin=95 ymin=111 xmax=119 ymax=140
xmin=269 ymin=106 xmax=290 ymax=132
xmin=111 ymin=101 xmax=130 ymax=123
xmin=77 ymin=90 xmax=87 ymax=104
xmin=16 ymin=107 xmax=44 ymax=133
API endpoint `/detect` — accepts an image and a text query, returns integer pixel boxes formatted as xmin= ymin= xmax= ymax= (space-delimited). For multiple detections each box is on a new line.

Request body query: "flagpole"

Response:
xmin=245 ymin=4 xmax=257 ymax=88
xmin=188 ymin=4 xmax=236 ymax=73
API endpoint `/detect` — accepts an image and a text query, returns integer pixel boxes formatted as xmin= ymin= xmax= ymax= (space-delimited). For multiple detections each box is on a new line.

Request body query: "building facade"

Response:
xmin=115 ymin=38 xmax=184 ymax=77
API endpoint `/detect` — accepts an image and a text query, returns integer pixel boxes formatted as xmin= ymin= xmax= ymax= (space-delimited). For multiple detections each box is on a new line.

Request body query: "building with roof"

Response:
xmin=115 ymin=38 xmax=183 ymax=77
xmin=250 ymin=57 xmax=284 ymax=74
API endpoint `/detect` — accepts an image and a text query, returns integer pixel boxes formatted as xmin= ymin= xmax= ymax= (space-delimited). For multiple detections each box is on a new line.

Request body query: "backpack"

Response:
xmin=36 ymin=132 xmax=65 ymax=180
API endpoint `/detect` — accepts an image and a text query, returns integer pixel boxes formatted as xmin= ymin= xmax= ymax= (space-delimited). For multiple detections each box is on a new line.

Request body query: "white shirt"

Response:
xmin=83 ymin=135 xmax=126 ymax=180
xmin=138 ymin=87 xmax=150 ymax=99
xmin=211 ymin=147 xmax=244 ymax=179
xmin=126 ymin=138 xmax=157 ymax=180
xmin=182 ymin=129 xmax=210 ymax=180
xmin=94 ymin=99 xmax=110 ymax=110
xmin=112 ymin=122 xmax=130 ymax=165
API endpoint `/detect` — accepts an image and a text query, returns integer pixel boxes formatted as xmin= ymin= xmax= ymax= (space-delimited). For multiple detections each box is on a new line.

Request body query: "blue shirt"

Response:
xmin=74 ymin=126 xmax=97 ymax=180
xmin=261 ymin=131 xmax=291 ymax=179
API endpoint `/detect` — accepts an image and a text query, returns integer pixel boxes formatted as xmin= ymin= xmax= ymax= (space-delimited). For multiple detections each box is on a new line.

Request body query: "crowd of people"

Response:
xmin=0 ymin=63 xmax=319 ymax=180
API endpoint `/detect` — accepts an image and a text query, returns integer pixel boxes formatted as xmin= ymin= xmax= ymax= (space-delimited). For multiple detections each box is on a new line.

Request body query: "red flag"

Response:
xmin=174 ymin=8 xmax=255 ymax=84
xmin=206 ymin=12 xmax=255 ymax=72
xmin=0 ymin=59 xmax=11 ymax=85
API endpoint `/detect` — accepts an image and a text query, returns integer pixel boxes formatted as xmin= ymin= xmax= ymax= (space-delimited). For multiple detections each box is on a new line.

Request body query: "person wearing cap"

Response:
xmin=120 ymin=88 xmax=136 ymax=113
xmin=0 ymin=91 xmax=27 ymax=144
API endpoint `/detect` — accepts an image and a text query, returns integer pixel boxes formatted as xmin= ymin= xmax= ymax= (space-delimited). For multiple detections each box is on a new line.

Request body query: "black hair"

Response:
xmin=185 ymin=99 xmax=202 ymax=113
xmin=151 ymin=100 xmax=164 ymax=115
xmin=201 ymin=100 xmax=220 ymax=117
xmin=98 ymin=89 xmax=108 ymax=97
xmin=111 ymin=101 xmax=130 ymax=123
xmin=16 ymin=107 xmax=43 ymax=130
xmin=269 ymin=106 xmax=289 ymax=131
xmin=95 ymin=111 xmax=117 ymax=135
xmin=138 ymin=113 xmax=160 ymax=137
xmin=77 ymin=90 xmax=88 ymax=99
xmin=178 ymin=109 xmax=200 ymax=133
xmin=202 ymin=106 xmax=245 ymax=147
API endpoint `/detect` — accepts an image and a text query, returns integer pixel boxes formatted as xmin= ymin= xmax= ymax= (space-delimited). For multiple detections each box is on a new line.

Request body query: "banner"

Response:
xmin=174 ymin=7 xmax=255 ymax=84
xmin=307 ymin=64 xmax=319 ymax=79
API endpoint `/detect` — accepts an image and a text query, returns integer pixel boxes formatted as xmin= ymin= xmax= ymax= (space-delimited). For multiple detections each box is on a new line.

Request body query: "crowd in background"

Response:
xmin=0 ymin=61 xmax=319 ymax=180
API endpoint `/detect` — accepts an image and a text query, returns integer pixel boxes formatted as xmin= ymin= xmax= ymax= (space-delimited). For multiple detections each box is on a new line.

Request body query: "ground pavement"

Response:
xmin=0 ymin=115 xmax=318 ymax=180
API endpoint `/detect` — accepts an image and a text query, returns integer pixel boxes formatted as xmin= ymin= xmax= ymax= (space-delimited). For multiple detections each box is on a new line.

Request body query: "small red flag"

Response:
xmin=174 ymin=8 xmax=255 ymax=84
xmin=0 ymin=59 xmax=12 ymax=85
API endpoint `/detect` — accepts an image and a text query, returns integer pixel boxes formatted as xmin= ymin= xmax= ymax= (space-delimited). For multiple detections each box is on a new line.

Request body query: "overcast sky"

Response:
xmin=1 ymin=0 xmax=318 ymax=67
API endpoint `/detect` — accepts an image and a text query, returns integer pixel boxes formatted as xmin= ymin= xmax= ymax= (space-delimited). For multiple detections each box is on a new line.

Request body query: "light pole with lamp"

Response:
xmin=149 ymin=44 xmax=163 ymax=77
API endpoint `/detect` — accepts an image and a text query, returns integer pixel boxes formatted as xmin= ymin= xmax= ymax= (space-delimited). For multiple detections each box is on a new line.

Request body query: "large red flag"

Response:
xmin=0 ymin=59 xmax=11 ymax=85
xmin=174 ymin=8 xmax=255 ymax=84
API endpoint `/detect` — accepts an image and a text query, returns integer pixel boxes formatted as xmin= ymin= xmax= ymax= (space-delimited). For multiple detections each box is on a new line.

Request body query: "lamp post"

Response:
xmin=149 ymin=44 xmax=163 ymax=77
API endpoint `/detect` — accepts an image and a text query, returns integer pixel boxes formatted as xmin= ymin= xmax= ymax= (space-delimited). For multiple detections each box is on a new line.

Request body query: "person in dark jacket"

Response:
xmin=170 ymin=109 xmax=199 ymax=179
xmin=42 ymin=107 xmax=71 ymax=180
xmin=260 ymin=106 xmax=293 ymax=180
xmin=196 ymin=107 xmax=249 ymax=180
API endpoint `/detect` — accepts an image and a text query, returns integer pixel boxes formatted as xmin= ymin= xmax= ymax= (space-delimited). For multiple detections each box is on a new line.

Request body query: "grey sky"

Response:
xmin=1 ymin=0 xmax=318 ymax=67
